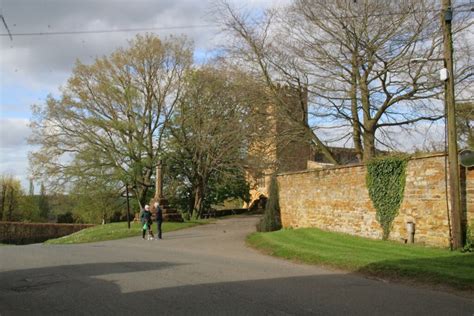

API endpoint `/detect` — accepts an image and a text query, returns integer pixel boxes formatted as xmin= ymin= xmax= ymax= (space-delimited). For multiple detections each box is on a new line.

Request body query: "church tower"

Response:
xmin=246 ymin=85 xmax=311 ymax=207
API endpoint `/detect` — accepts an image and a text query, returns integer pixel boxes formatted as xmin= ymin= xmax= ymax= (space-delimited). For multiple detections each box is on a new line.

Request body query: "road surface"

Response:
xmin=1 ymin=216 xmax=473 ymax=315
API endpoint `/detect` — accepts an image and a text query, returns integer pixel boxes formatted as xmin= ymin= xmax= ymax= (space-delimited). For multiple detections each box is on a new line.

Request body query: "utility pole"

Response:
xmin=125 ymin=184 xmax=131 ymax=229
xmin=442 ymin=0 xmax=462 ymax=249
xmin=155 ymin=160 xmax=164 ymax=201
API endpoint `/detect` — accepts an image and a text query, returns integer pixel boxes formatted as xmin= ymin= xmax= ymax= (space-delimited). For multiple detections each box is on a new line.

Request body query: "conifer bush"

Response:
xmin=257 ymin=176 xmax=282 ymax=232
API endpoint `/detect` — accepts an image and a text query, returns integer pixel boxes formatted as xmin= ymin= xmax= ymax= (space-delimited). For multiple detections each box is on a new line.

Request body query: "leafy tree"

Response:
xmin=69 ymin=179 xmax=128 ymax=224
xmin=166 ymin=66 xmax=261 ymax=218
xmin=165 ymin=161 xmax=249 ymax=218
xmin=38 ymin=183 xmax=50 ymax=220
xmin=57 ymin=212 xmax=74 ymax=223
xmin=29 ymin=178 xmax=34 ymax=196
xmin=0 ymin=175 xmax=23 ymax=221
xmin=18 ymin=195 xmax=41 ymax=222
xmin=29 ymin=34 xmax=193 ymax=205
xmin=204 ymin=171 xmax=250 ymax=210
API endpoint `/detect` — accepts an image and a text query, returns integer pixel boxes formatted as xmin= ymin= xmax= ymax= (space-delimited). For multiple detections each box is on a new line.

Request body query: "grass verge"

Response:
xmin=247 ymin=228 xmax=474 ymax=291
xmin=45 ymin=220 xmax=211 ymax=244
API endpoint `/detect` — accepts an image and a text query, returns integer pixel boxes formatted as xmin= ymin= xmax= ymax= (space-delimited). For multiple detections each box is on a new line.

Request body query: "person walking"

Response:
xmin=154 ymin=202 xmax=163 ymax=239
xmin=141 ymin=205 xmax=154 ymax=240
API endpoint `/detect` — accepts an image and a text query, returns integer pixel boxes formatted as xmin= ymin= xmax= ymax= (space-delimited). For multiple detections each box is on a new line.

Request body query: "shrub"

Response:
xmin=463 ymin=221 xmax=473 ymax=252
xmin=257 ymin=176 xmax=282 ymax=232
xmin=57 ymin=212 xmax=74 ymax=223
xmin=110 ymin=210 xmax=124 ymax=222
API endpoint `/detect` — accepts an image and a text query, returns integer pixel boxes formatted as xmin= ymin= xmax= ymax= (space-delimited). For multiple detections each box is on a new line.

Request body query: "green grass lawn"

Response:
xmin=45 ymin=220 xmax=211 ymax=244
xmin=247 ymin=228 xmax=474 ymax=291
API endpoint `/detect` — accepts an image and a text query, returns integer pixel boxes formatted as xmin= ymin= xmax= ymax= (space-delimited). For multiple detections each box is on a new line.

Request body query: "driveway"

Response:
xmin=0 ymin=216 xmax=473 ymax=315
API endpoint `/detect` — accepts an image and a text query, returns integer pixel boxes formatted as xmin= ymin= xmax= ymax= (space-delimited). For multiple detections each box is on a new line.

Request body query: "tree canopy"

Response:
xmin=165 ymin=66 xmax=261 ymax=218
xmin=30 ymin=34 xmax=193 ymax=204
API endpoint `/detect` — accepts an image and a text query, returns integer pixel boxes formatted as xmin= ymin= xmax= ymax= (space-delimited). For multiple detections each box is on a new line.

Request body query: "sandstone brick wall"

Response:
xmin=277 ymin=154 xmax=473 ymax=247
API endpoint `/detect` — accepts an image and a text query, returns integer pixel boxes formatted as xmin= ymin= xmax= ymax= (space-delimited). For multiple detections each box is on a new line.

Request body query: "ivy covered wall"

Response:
xmin=277 ymin=154 xmax=473 ymax=247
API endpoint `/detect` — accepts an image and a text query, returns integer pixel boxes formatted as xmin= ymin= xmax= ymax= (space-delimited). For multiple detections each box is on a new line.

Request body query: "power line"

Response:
xmin=0 ymin=24 xmax=219 ymax=37
xmin=0 ymin=14 xmax=13 ymax=40
xmin=0 ymin=8 xmax=470 ymax=38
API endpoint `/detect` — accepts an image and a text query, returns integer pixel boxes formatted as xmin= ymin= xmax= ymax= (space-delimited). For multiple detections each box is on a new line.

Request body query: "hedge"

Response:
xmin=0 ymin=222 xmax=95 ymax=245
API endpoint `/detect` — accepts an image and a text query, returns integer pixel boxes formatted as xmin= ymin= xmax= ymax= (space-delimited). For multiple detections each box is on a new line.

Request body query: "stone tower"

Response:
xmin=246 ymin=85 xmax=311 ymax=206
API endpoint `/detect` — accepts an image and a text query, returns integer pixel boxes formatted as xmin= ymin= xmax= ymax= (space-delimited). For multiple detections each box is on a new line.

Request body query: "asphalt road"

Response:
xmin=1 ymin=216 xmax=473 ymax=316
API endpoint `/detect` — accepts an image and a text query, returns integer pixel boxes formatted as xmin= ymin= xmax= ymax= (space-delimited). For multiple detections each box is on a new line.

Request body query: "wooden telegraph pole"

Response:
xmin=125 ymin=184 xmax=131 ymax=229
xmin=155 ymin=160 xmax=164 ymax=201
xmin=441 ymin=0 xmax=462 ymax=249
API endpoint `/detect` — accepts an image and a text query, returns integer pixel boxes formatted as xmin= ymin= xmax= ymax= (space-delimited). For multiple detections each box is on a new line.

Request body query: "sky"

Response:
xmin=0 ymin=0 xmax=469 ymax=191
xmin=0 ymin=0 xmax=289 ymax=190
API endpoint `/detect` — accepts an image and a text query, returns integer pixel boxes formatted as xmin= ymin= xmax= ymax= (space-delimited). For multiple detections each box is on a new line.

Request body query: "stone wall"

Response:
xmin=277 ymin=154 xmax=473 ymax=247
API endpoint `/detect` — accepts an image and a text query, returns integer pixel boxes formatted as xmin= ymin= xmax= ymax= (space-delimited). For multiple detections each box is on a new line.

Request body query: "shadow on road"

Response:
xmin=1 ymin=261 xmax=473 ymax=315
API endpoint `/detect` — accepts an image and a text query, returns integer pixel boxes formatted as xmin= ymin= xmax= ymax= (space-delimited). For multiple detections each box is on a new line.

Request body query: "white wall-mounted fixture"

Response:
xmin=406 ymin=222 xmax=416 ymax=244
xmin=440 ymin=68 xmax=449 ymax=81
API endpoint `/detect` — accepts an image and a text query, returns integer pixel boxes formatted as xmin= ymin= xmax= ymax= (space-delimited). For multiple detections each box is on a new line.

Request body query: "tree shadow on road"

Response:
xmin=1 ymin=261 xmax=473 ymax=315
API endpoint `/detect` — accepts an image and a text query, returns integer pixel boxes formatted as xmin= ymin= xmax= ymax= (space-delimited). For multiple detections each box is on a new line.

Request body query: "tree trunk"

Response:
xmin=192 ymin=184 xmax=204 ymax=219
xmin=192 ymin=177 xmax=208 ymax=219
xmin=188 ymin=187 xmax=195 ymax=215
xmin=363 ymin=128 xmax=376 ymax=162
xmin=351 ymin=51 xmax=363 ymax=162
xmin=359 ymin=72 xmax=375 ymax=163
xmin=133 ymin=183 xmax=148 ymax=211
xmin=7 ymin=186 xmax=15 ymax=221
xmin=139 ymin=185 xmax=149 ymax=208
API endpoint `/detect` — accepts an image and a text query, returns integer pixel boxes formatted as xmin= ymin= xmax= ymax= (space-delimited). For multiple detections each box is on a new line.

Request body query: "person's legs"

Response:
xmin=142 ymin=228 xmax=146 ymax=239
xmin=157 ymin=220 xmax=162 ymax=239
xmin=148 ymin=223 xmax=154 ymax=239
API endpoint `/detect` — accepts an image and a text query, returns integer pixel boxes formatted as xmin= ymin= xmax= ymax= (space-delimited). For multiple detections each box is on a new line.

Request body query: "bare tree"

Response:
xmin=214 ymin=1 xmax=339 ymax=164
xmin=216 ymin=0 xmax=473 ymax=162
xmin=457 ymin=102 xmax=474 ymax=148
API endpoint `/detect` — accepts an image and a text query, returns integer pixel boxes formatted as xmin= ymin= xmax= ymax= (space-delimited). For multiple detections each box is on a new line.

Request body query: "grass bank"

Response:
xmin=247 ymin=228 xmax=474 ymax=291
xmin=45 ymin=220 xmax=211 ymax=244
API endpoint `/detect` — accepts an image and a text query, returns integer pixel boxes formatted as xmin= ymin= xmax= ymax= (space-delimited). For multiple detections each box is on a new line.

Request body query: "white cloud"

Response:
xmin=0 ymin=118 xmax=30 ymax=148
xmin=0 ymin=118 xmax=32 ymax=188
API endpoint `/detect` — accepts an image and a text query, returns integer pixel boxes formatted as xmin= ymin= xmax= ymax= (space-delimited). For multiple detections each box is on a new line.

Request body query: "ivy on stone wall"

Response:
xmin=366 ymin=156 xmax=408 ymax=240
xmin=463 ymin=221 xmax=473 ymax=252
